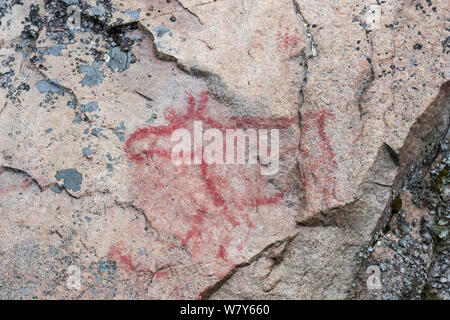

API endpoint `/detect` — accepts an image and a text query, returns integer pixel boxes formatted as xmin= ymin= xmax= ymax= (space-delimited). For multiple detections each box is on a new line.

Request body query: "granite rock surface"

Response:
xmin=0 ymin=0 xmax=448 ymax=299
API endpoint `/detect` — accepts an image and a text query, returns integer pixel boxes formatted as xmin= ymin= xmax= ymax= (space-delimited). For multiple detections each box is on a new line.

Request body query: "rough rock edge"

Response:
xmin=349 ymin=81 xmax=450 ymax=299
xmin=199 ymin=234 xmax=298 ymax=300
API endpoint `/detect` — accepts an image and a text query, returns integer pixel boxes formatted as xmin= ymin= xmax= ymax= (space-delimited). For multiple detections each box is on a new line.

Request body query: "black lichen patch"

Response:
xmin=55 ymin=168 xmax=82 ymax=192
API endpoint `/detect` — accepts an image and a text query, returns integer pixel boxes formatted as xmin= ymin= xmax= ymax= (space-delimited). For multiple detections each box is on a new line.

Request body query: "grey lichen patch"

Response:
xmin=38 ymin=44 xmax=67 ymax=57
xmin=106 ymin=153 xmax=115 ymax=171
xmin=113 ymin=121 xmax=126 ymax=142
xmin=92 ymin=128 xmax=106 ymax=138
xmin=73 ymin=114 xmax=83 ymax=124
xmin=35 ymin=79 xmax=64 ymax=95
xmin=78 ymin=61 xmax=104 ymax=86
xmin=67 ymin=96 xmax=77 ymax=110
xmin=97 ymin=258 xmax=117 ymax=274
xmin=114 ymin=132 xmax=125 ymax=142
xmin=79 ymin=101 xmax=99 ymax=113
xmin=55 ymin=169 xmax=83 ymax=192
xmin=51 ymin=184 xmax=63 ymax=194
xmin=91 ymin=6 xmax=104 ymax=16
xmin=125 ymin=9 xmax=141 ymax=20
xmin=152 ymin=26 xmax=173 ymax=38
xmin=107 ymin=47 xmax=132 ymax=73
xmin=82 ymin=145 xmax=92 ymax=158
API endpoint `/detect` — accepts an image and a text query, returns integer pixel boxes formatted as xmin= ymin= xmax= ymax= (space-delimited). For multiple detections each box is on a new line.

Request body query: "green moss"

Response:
xmin=435 ymin=241 xmax=449 ymax=253
xmin=432 ymin=225 xmax=447 ymax=238
xmin=434 ymin=168 xmax=449 ymax=192
xmin=438 ymin=168 xmax=449 ymax=178
xmin=391 ymin=195 xmax=402 ymax=213
xmin=421 ymin=283 xmax=440 ymax=300
xmin=433 ymin=179 xmax=442 ymax=193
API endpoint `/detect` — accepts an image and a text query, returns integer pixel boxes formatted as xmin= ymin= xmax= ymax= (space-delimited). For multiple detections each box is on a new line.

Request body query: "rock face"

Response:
xmin=0 ymin=0 xmax=448 ymax=299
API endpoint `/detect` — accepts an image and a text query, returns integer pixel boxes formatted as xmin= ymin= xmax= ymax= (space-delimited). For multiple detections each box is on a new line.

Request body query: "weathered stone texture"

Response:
xmin=0 ymin=0 xmax=448 ymax=299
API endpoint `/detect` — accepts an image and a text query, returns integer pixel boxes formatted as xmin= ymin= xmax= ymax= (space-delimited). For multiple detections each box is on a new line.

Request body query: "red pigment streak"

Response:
xmin=300 ymin=109 xmax=338 ymax=206
xmin=216 ymin=236 xmax=231 ymax=261
xmin=181 ymin=210 xmax=205 ymax=247
xmin=125 ymin=92 xmax=295 ymax=162
xmin=200 ymin=162 xmax=225 ymax=208
xmin=108 ymin=245 xmax=136 ymax=271
xmin=276 ymin=26 xmax=302 ymax=57
xmin=316 ymin=110 xmax=336 ymax=162
xmin=216 ymin=245 xmax=227 ymax=260
xmin=108 ymin=244 xmax=154 ymax=276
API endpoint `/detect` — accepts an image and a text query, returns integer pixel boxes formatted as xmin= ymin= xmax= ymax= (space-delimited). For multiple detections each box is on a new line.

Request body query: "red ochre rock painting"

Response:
xmin=124 ymin=91 xmax=298 ymax=280
xmin=299 ymin=109 xmax=340 ymax=214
